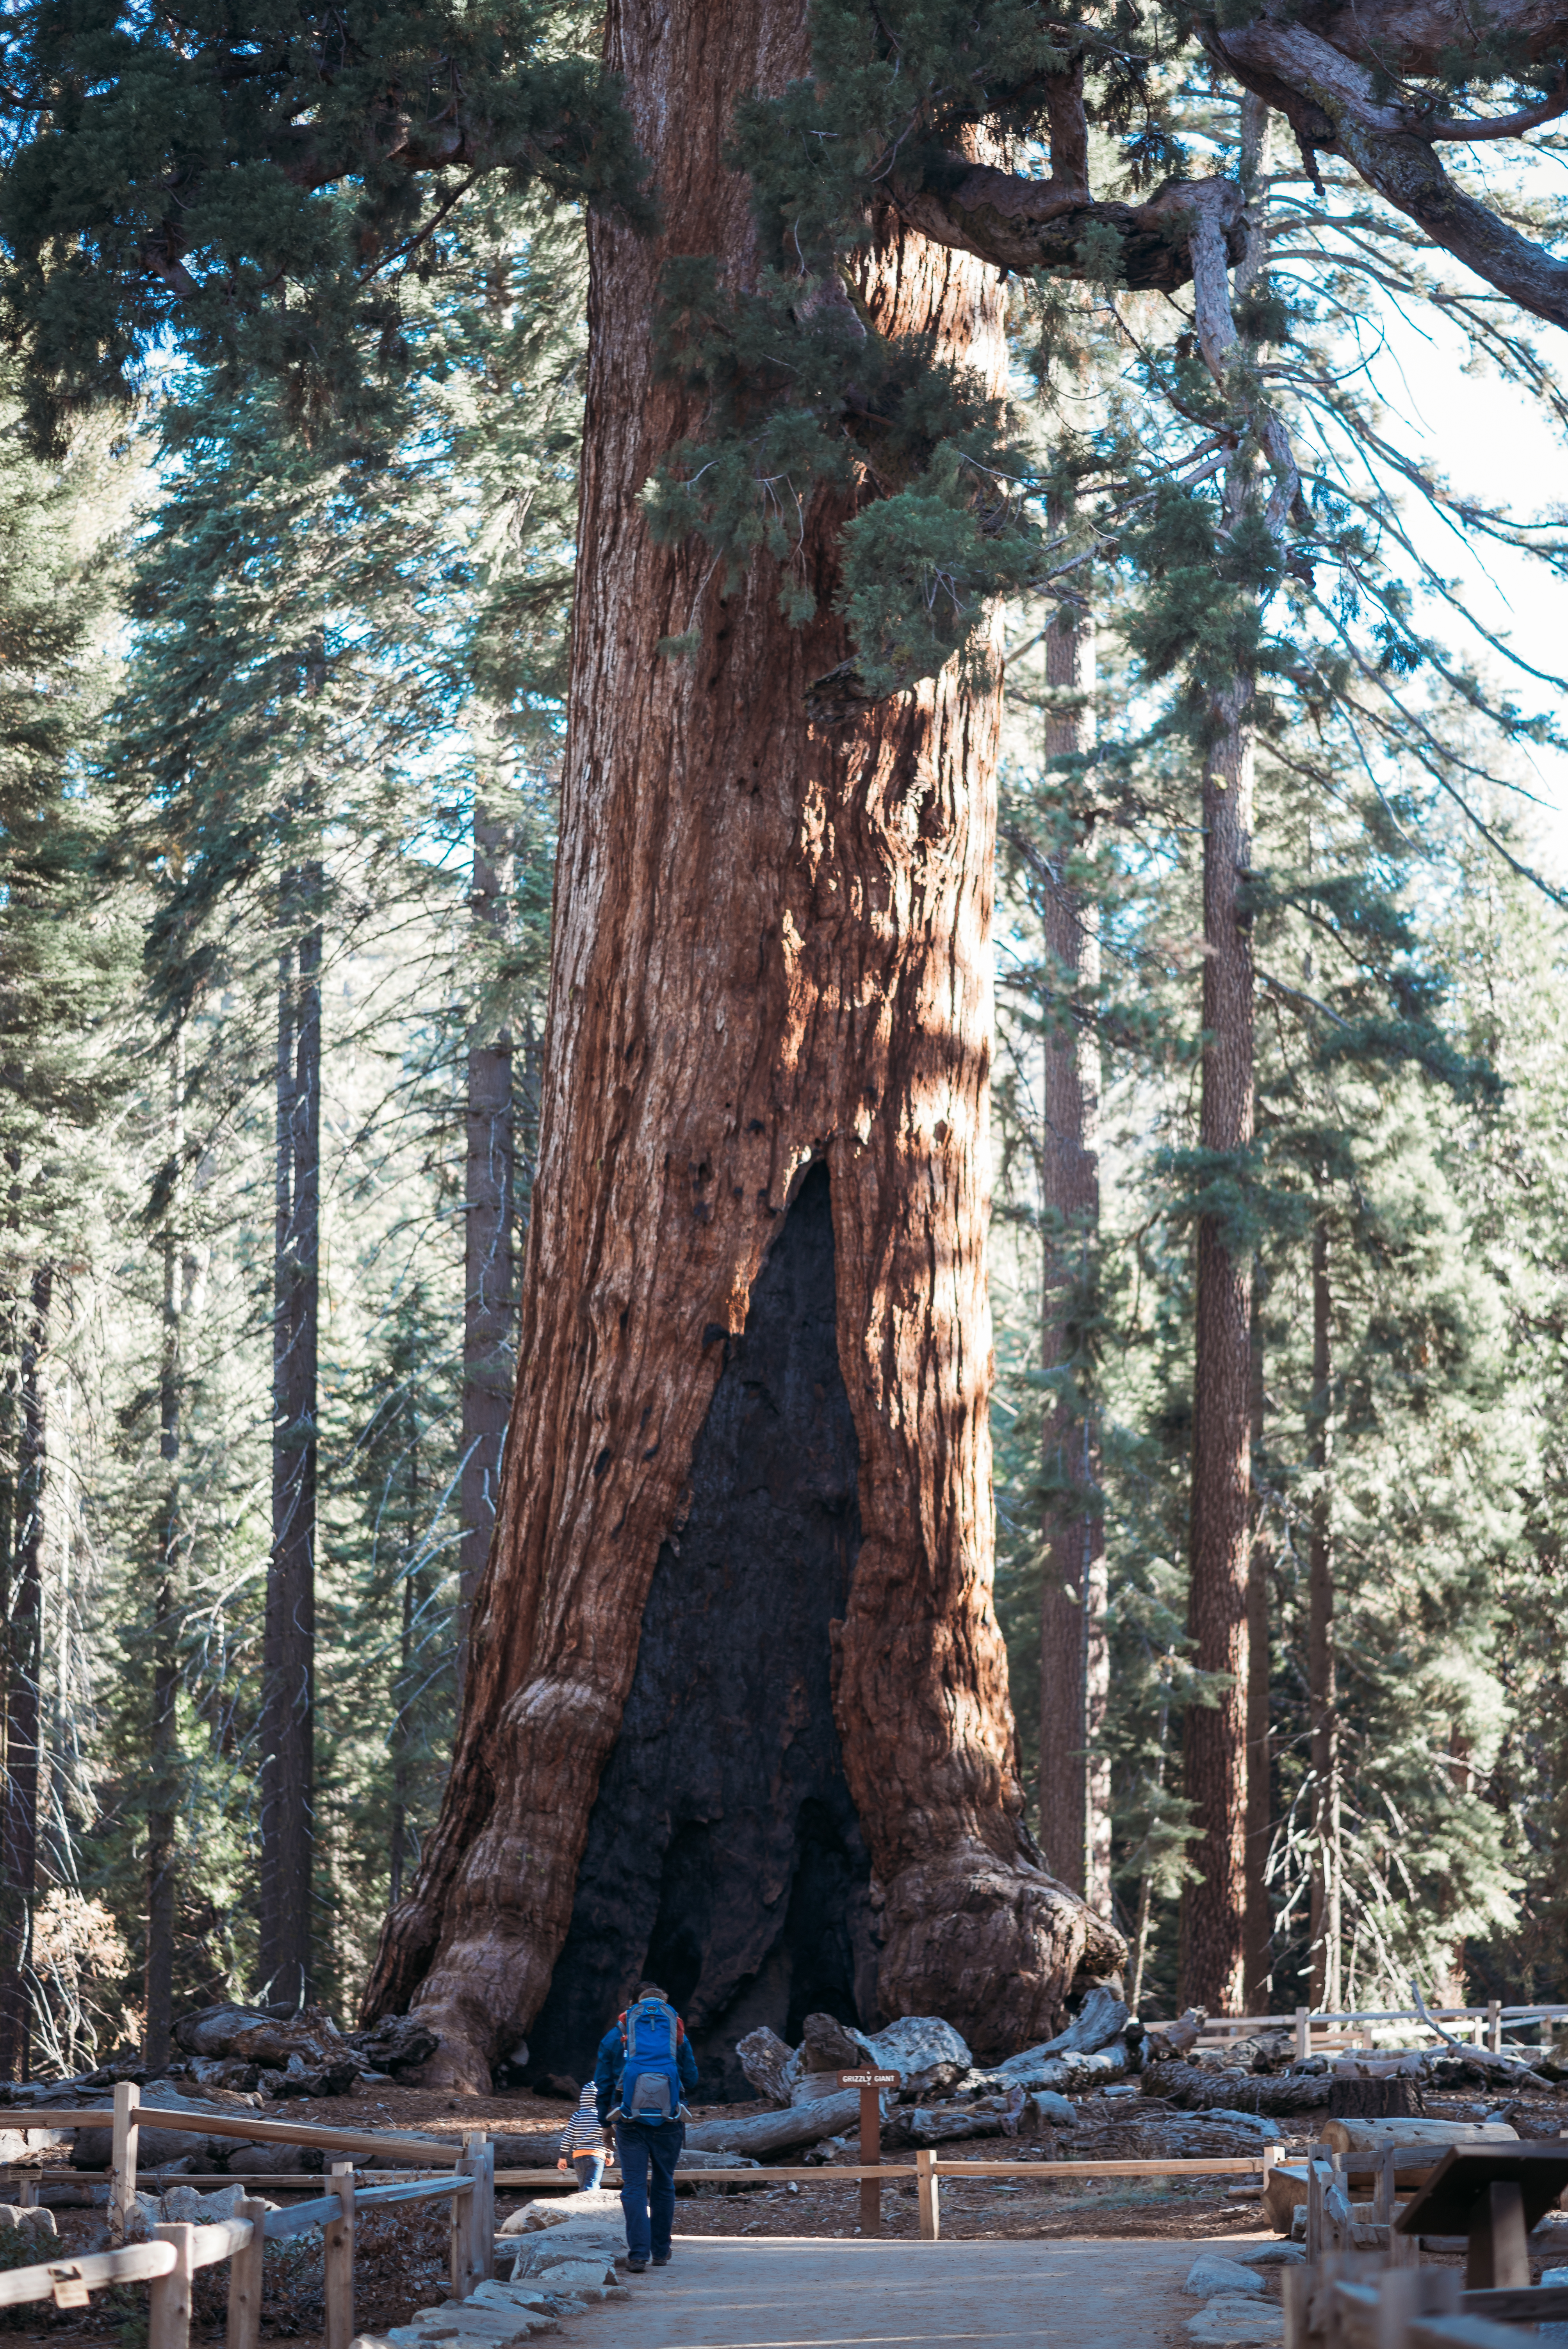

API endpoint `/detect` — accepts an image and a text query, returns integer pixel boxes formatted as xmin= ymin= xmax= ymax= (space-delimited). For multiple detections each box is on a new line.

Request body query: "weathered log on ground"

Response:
xmin=1140 ymin=2061 xmax=1330 ymax=2115
xmin=684 ymin=2091 xmax=862 ymax=2157
xmin=971 ymin=2044 xmax=1128 ymax=2094
xmin=853 ymin=2016 xmax=973 ymax=2096
xmin=736 ymin=2028 xmax=794 ymax=2107
xmin=1327 ymin=2076 xmax=1420 ymax=2120
xmin=174 ymin=2006 xmax=359 ymax=2091
xmin=1033 ymin=1985 xmax=1128 ymax=2058
xmin=359 ymin=0 xmax=1126 ymax=2091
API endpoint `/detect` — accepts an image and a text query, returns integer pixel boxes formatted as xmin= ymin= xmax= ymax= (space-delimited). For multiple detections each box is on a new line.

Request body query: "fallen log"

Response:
xmin=1320 ymin=2117 xmax=1517 ymax=2157
xmin=970 ymin=2044 xmax=1128 ymax=2094
xmin=683 ymin=2091 xmax=861 ymax=2157
xmin=1139 ymin=2062 xmax=1329 ymax=2116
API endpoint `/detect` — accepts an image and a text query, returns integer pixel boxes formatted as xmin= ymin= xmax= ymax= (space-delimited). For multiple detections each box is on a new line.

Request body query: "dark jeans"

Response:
xmin=572 ymin=2151 xmax=606 ymax=2191
xmin=614 ymin=2117 xmax=683 ymax=2260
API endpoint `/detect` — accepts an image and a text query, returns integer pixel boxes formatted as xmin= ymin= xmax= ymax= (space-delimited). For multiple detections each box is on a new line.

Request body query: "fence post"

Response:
xmin=324 ymin=2161 xmax=355 ymax=2349
xmin=148 ymin=2221 xmax=194 ymax=2349
xmin=450 ymin=2159 xmax=477 ymax=2299
xmin=916 ymin=2149 xmax=940 ymax=2243
xmin=1295 ymin=2008 xmax=1311 ymax=2063
xmin=464 ymin=2134 xmax=494 ymax=2284
xmin=110 ymin=2082 xmax=141 ymax=2245
xmin=1306 ymin=2144 xmax=1325 ymax=2265
xmin=1375 ymin=2265 xmax=1456 ymax=2349
xmin=1486 ymin=1999 xmax=1502 ymax=2056
xmin=226 ymin=2199 xmax=267 ymax=2349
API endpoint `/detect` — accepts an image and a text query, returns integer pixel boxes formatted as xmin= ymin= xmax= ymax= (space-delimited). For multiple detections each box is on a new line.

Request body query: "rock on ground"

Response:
xmin=1186 ymin=2296 xmax=1286 ymax=2346
xmin=1235 ymin=2244 xmax=1304 ymax=2267
xmin=1183 ymin=2256 xmax=1267 ymax=2299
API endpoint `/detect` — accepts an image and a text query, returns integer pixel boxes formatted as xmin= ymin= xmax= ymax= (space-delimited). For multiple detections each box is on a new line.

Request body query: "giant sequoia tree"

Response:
xmin=7 ymin=0 xmax=1568 ymax=2060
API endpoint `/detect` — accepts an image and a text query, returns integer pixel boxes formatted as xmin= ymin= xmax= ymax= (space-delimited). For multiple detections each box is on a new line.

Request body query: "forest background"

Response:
xmin=1 ymin=2 xmax=1567 ymax=2081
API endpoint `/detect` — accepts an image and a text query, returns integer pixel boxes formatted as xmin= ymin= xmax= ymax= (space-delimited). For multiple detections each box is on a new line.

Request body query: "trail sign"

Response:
xmin=836 ymin=2071 xmax=898 ymax=2235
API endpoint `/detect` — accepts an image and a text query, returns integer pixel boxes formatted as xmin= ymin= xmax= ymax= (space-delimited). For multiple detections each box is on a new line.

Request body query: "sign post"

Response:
xmin=837 ymin=2068 xmax=899 ymax=2238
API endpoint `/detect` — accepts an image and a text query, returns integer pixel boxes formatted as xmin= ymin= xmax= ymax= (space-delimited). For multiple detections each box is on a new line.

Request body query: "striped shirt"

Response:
xmin=559 ymin=2104 xmax=607 ymax=2158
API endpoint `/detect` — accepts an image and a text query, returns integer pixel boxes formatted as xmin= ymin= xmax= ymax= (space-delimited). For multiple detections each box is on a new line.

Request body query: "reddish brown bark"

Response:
xmin=1244 ymin=1282 xmax=1272 ymax=2009
xmin=364 ymin=0 xmax=1123 ymax=2082
xmin=456 ymin=802 xmax=515 ymax=1705
xmin=1307 ymin=1210 xmax=1340 ymax=2009
xmin=1035 ymin=600 xmax=1110 ymax=1919
xmin=259 ymin=876 xmax=321 ymax=2009
xmin=1178 ymin=672 xmax=1254 ymax=2017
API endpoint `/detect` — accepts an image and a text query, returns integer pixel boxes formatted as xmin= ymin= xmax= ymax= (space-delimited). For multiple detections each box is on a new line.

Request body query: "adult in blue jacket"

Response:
xmin=593 ymin=1982 xmax=700 ymax=2271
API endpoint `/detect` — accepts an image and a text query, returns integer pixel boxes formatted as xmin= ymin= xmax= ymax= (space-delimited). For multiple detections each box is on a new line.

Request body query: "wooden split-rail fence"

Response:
xmin=0 ymin=2085 xmax=496 ymax=2349
xmin=1193 ymin=2003 xmax=1568 ymax=2063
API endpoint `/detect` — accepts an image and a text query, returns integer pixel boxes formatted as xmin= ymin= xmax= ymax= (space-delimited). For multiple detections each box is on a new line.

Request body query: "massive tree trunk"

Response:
xmin=1035 ymin=594 xmax=1110 ymax=1919
xmin=456 ymin=803 xmax=515 ymax=1704
xmin=1307 ymin=1209 xmax=1340 ymax=2010
xmin=260 ymin=876 xmax=321 ymax=2009
xmin=0 ymin=1265 xmax=50 ymax=2079
xmin=364 ymin=0 xmax=1124 ymax=2084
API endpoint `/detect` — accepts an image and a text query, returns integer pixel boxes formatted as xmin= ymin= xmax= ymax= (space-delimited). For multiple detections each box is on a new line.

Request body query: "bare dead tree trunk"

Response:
xmin=1307 ymin=1209 xmax=1340 ymax=2010
xmin=144 ymin=1027 xmax=185 ymax=2072
xmin=1244 ymin=1278 xmax=1272 ymax=2008
xmin=456 ymin=802 xmax=515 ymax=1706
xmin=1035 ymin=590 xmax=1110 ymax=1918
xmin=260 ymin=873 xmax=321 ymax=2010
xmin=363 ymin=0 xmax=1124 ymax=2080
xmin=0 ymin=1266 xmax=50 ymax=2078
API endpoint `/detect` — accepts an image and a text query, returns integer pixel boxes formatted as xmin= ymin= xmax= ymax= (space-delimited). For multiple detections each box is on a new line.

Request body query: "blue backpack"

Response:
xmin=617 ymin=1996 xmax=684 ymax=2122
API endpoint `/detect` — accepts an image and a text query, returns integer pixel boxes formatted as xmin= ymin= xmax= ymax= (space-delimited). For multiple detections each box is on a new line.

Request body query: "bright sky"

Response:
xmin=1370 ymin=301 xmax=1568 ymax=886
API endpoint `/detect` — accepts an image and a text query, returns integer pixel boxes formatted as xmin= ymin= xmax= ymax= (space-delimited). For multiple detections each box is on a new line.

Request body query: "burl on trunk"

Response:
xmin=363 ymin=0 xmax=1123 ymax=2087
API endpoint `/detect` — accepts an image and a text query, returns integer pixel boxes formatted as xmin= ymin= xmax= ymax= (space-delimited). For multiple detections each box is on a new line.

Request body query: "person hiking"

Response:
xmin=592 ymin=1981 xmax=698 ymax=2272
xmin=556 ymin=2083 xmax=611 ymax=2191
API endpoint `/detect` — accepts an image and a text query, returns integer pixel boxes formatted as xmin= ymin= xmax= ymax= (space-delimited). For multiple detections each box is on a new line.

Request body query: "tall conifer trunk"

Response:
xmin=1307 ymin=1210 xmax=1340 ymax=2008
xmin=260 ymin=874 xmax=321 ymax=2008
xmin=144 ymin=1029 xmax=185 ymax=2071
xmin=457 ymin=804 xmax=515 ymax=1702
xmin=0 ymin=1266 xmax=50 ymax=2078
xmin=1177 ymin=94 xmax=1272 ymax=2016
xmin=1244 ymin=1281 xmax=1272 ymax=2007
xmin=364 ymin=0 xmax=1123 ymax=2081
xmin=1035 ymin=596 xmax=1110 ymax=1916
xmin=1179 ymin=678 xmax=1254 ymax=2014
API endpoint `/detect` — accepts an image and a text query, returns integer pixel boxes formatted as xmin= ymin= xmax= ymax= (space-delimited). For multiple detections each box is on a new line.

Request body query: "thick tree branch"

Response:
xmin=889 ymin=161 xmax=1247 ymax=291
xmin=1204 ymin=18 xmax=1568 ymax=332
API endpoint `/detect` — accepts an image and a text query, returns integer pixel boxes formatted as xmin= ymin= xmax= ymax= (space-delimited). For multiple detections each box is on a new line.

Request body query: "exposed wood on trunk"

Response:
xmin=1035 ymin=589 xmax=1110 ymax=1919
xmin=260 ymin=872 xmax=321 ymax=2010
xmin=1307 ymin=1208 xmax=1340 ymax=2011
xmin=457 ymin=802 xmax=515 ymax=1706
xmin=363 ymin=0 xmax=1124 ymax=2080
xmin=1244 ymin=1279 xmax=1272 ymax=2007
xmin=145 ymin=1027 xmax=186 ymax=2074
xmin=0 ymin=1264 xmax=50 ymax=2078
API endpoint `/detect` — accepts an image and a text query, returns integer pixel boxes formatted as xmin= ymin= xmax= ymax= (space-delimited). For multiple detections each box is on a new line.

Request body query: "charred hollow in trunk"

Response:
xmin=524 ymin=1164 xmax=872 ymax=2097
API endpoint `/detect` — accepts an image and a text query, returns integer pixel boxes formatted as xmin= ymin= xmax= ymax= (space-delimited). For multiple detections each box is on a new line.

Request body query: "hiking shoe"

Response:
xmin=652 ymin=2253 xmax=672 ymax=2267
xmin=625 ymin=2257 xmax=649 ymax=2274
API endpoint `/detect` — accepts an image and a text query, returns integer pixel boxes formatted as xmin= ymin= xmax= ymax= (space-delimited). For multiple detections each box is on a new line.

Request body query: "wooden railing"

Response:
xmin=0 ymin=2087 xmax=496 ymax=2349
xmin=1190 ymin=2003 xmax=1568 ymax=2062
